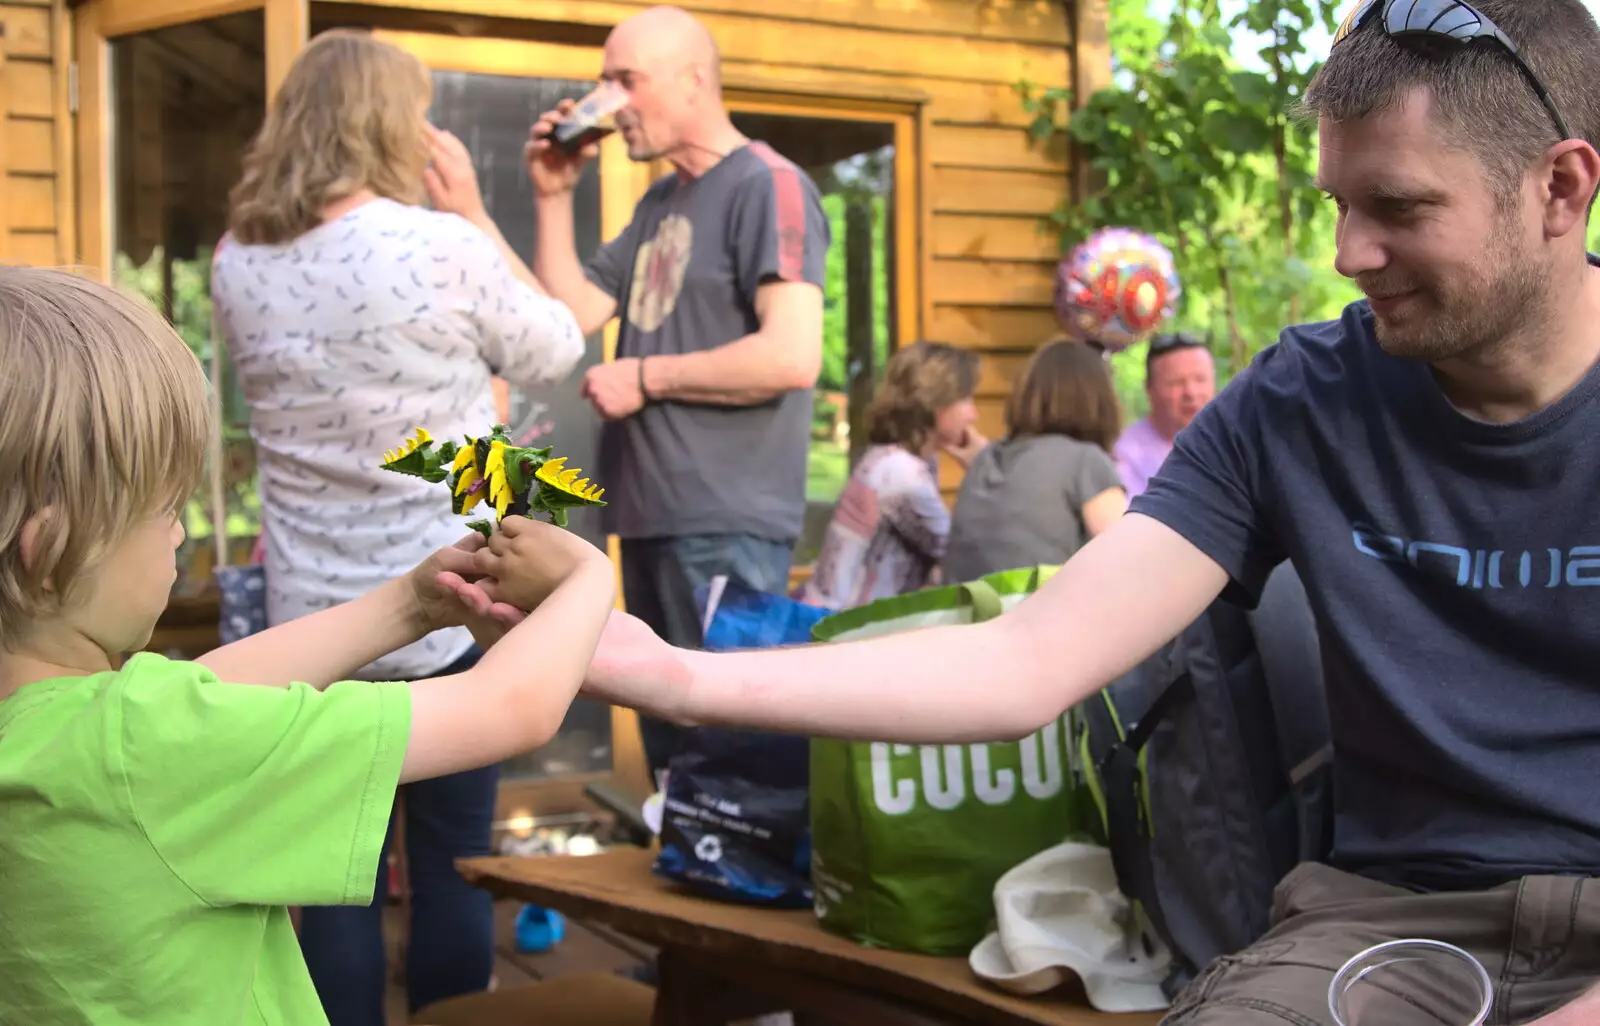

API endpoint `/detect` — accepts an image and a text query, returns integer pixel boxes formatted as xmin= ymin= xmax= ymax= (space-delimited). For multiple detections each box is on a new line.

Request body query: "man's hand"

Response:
xmin=526 ymin=101 xmax=598 ymax=199
xmin=437 ymin=588 xmax=695 ymax=724
xmin=406 ymin=534 xmax=491 ymax=632
xmin=466 ymin=514 xmax=613 ymax=611
xmin=1524 ymin=984 xmax=1600 ymax=1025
xmin=581 ymin=357 xmax=646 ymax=420
xmin=423 ymin=125 xmax=489 ymax=226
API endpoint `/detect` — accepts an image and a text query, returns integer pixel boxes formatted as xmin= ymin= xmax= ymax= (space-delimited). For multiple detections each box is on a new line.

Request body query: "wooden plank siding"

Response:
xmin=41 ymin=0 xmax=1093 ymax=490
xmin=1 ymin=0 xmax=73 ymax=266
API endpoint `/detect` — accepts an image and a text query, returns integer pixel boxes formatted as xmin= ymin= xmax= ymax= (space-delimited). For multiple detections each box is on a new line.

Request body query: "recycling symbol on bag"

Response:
xmin=694 ymin=834 xmax=724 ymax=863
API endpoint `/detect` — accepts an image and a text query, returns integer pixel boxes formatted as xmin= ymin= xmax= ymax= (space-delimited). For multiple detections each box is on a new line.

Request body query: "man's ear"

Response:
xmin=1543 ymin=139 xmax=1600 ymax=240
xmin=18 ymin=507 xmax=58 ymax=594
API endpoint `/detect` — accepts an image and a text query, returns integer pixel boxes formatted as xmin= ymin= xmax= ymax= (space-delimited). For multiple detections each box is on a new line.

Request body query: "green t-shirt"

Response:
xmin=0 ymin=653 xmax=411 ymax=1024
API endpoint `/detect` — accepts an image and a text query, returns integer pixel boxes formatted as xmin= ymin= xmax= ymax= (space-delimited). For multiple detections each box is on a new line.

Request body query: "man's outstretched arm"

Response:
xmin=589 ymin=513 xmax=1231 ymax=744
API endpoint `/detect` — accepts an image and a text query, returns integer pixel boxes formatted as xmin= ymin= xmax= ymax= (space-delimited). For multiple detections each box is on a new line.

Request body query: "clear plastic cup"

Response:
xmin=1329 ymin=939 xmax=1493 ymax=1026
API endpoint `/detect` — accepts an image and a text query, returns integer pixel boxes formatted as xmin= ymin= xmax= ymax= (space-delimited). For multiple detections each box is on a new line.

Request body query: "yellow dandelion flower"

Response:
xmin=535 ymin=457 xmax=605 ymax=501
xmin=484 ymin=441 xmax=513 ymax=517
xmin=381 ymin=426 xmax=432 ymax=465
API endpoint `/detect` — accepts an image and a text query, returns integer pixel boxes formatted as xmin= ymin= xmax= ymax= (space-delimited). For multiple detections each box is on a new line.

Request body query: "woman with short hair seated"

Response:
xmin=942 ymin=338 xmax=1128 ymax=583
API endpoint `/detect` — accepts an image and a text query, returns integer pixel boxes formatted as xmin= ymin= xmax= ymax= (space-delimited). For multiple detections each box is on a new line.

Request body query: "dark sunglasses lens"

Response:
xmin=1386 ymin=0 xmax=1487 ymax=41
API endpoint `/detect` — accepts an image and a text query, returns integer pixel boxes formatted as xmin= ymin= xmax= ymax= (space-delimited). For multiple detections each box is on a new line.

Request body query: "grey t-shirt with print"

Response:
xmin=942 ymin=434 xmax=1125 ymax=582
xmin=585 ymin=142 xmax=830 ymax=542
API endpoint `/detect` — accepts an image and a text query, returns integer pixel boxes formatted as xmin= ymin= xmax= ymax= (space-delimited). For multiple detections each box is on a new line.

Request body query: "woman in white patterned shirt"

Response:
xmin=798 ymin=342 xmax=984 ymax=611
xmin=211 ymin=31 xmax=583 ymax=1025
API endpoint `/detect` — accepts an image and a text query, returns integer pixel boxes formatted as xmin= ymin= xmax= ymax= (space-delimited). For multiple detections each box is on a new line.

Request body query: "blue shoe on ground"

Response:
xmin=513 ymin=904 xmax=565 ymax=954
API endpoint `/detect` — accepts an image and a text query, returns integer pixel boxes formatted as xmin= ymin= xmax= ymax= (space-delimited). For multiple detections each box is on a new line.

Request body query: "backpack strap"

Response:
xmin=1091 ymin=651 xmax=1189 ymax=959
xmin=1246 ymin=563 xmax=1333 ymax=860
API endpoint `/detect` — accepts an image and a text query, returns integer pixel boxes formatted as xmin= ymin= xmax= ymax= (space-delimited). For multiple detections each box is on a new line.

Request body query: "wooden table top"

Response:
xmin=457 ymin=847 xmax=1162 ymax=1026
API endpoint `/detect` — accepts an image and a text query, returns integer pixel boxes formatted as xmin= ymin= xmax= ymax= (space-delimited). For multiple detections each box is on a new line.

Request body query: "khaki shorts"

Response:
xmin=1163 ymin=862 xmax=1600 ymax=1025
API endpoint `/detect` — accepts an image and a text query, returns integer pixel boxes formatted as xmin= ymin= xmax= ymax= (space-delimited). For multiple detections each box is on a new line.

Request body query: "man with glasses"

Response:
xmin=1114 ymin=332 xmax=1217 ymax=498
xmin=481 ymin=2 xmax=1600 ymax=1020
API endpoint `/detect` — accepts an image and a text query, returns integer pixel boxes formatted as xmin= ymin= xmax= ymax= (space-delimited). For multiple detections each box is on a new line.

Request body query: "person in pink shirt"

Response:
xmin=1113 ymin=332 xmax=1217 ymax=496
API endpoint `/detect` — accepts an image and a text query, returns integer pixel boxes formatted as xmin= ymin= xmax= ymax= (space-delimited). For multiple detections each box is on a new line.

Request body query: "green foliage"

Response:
xmin=810 ymin=146 xmax=892 ymax=505
xmin=819 ymin=191 xmax=891 ymax=393
xmin=818 ymin=148 xmax=893 ymax=397
xmin=114 ymin=246 xmax=261 ymax=547
xmin=1020 ymin=0 xmax=1363 ymax=414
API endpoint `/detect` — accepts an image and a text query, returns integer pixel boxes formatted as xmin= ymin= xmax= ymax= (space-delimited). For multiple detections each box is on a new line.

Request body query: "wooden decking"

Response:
xmin=383 ymin=897 xmax=654 ymax=1025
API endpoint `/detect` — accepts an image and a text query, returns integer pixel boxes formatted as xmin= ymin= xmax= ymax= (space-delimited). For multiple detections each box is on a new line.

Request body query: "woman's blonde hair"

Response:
xmin=0 ymin=266 xmax=211 ymax=650
xmin=228 ymin=30 xmax=432 ymax=245
xmin=1004 ymin=338 xmax=1123 ymax=453
xmin=864 ymin=341 xmax=979 ymax=452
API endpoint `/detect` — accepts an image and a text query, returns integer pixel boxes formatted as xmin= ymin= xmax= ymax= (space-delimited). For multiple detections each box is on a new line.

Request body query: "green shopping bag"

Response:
xmin=807 ymin=566 xmax=1097 ymax=955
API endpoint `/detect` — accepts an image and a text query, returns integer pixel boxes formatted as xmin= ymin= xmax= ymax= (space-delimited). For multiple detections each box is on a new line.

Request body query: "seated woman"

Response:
xmin=943 ymin=338 xmax=1127 ymax=582
xmin=798 ymin=342 xmax=981 ymax=611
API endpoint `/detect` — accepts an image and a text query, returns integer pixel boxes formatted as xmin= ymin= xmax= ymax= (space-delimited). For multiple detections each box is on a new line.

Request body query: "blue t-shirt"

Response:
xmin=1131 ymin=298 xmax=1600 ymax=891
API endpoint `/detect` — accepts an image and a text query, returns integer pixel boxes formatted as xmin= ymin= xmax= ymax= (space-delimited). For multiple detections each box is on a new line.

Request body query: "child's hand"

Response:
xmin=467 ymin=514 xmax=611 ymax=611
xmin=408 ymin=534 xmax=492 ymax=631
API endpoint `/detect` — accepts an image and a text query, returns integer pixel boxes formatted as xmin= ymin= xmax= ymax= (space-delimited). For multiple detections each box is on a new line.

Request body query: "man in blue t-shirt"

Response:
xmin=517 ymin=1 xmax=1600 ymax=1022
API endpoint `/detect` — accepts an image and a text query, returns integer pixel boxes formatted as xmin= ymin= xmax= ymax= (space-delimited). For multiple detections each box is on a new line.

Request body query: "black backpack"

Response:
xmin=1077 ymin=562 xmax=1333 ymax=998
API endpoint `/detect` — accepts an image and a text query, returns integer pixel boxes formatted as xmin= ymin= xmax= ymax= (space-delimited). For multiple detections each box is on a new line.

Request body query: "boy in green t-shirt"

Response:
xmin=0 ymin=265 xmax=617 ymax=1024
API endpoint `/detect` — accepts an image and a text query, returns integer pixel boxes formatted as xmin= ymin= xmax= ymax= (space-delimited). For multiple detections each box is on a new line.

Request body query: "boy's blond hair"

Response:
xmin=0 ymin=266 xmax=211 ymax=649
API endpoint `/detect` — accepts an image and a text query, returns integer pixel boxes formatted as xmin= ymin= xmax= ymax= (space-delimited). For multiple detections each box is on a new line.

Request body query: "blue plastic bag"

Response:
xmin=652 ymin=578 xmax=828 ymax=908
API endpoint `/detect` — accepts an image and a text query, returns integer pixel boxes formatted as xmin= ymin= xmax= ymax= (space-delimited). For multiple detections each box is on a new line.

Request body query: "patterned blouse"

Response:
xmin=212 ymin=199 xmax=584 ymax=679
xmin=798 ymin=444 xmax=950 ymax=612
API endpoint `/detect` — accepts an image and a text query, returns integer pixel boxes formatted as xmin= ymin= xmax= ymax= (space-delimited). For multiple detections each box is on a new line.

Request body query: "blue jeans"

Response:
xmin=620 ymin=534 xmax=793 ymax=780
xmin=298 ymin=647 xmax=498 ymax=1025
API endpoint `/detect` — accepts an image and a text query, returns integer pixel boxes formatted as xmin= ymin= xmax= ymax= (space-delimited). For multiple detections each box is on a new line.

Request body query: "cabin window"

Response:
xmin=727 ymin=110 xmax=899 ymax=567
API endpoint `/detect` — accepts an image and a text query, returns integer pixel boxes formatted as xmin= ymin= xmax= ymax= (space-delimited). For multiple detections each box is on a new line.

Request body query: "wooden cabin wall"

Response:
xmin=0 ymin=0 xmax=73 ymax=267
xmin=15 ymin=0 xmax=1102 ymax=507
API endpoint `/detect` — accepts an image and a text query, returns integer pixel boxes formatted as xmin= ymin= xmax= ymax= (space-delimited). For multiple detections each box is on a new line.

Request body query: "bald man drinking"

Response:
xmin=528 ymin=5 xmax=830 ymax=780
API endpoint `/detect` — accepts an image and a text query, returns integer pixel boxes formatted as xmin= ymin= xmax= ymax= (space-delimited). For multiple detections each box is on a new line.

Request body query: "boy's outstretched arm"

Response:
xmin=595 ymin=514 xmax=1229 ymax=743
xmin=398 ymin=516 xmax=616 ymax=783
xmin=196 ymin=536 xmax=486 ymax=689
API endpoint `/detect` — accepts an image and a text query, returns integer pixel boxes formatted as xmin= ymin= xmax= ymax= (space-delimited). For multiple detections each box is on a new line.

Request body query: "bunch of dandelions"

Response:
xmin=380 ymin=425 xmax=605 ymax=537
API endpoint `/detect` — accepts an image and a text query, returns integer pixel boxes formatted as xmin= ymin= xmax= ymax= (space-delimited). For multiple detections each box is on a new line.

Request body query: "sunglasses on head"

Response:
xmin=1147 ymin=332 xmax=1208 ymax=355
xmin=1332 ymin=0 xmax=1570 ymax=142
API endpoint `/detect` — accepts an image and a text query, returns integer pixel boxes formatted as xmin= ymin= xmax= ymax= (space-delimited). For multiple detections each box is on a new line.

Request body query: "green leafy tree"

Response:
xmin=1021 ymin=0 xmax=1362 ymax=413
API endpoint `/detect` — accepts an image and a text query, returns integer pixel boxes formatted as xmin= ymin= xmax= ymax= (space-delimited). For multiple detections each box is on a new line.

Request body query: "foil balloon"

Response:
xmin=1054 ymin=228 xmax=1181 ymax=353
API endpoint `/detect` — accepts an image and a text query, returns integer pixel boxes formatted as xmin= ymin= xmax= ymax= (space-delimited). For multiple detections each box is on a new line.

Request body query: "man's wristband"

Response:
xmin=638 ymin=356 xmax=653 ymax=402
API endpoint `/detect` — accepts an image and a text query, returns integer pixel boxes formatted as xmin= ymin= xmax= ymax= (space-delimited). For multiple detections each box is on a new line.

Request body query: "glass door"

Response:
xmin=92 ymin=8 xmax=269 ymax=649
xmin=725 ymin=98 xmax=919 ymax=571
